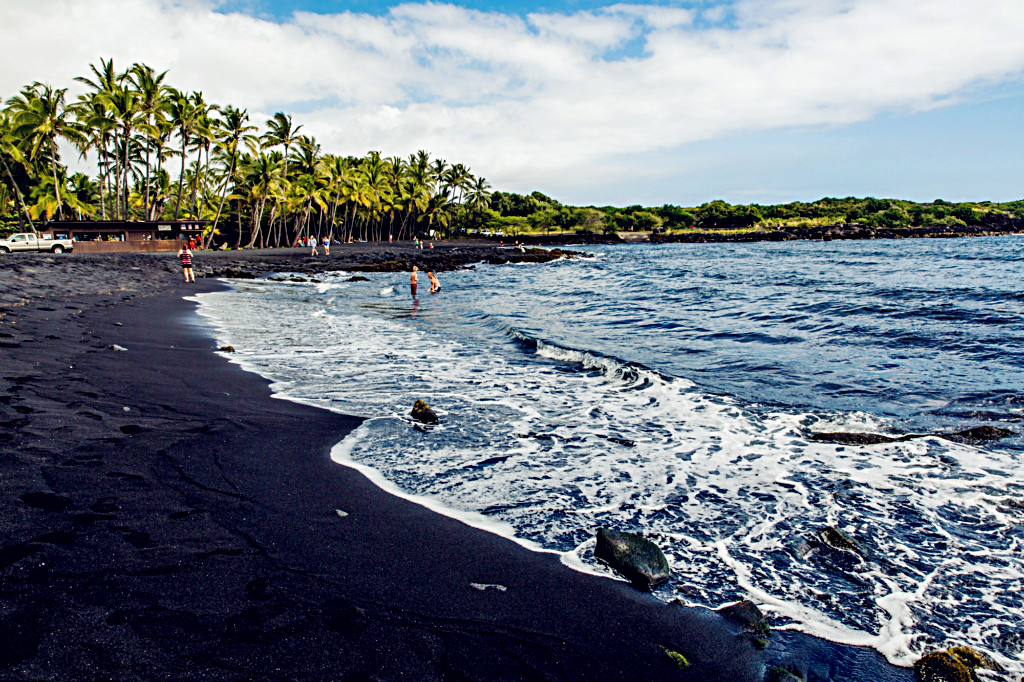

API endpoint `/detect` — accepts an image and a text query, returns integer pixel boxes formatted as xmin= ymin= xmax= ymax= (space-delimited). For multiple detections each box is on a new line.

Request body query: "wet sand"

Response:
xmin=0 ymin=249 xmax=911 ymax=681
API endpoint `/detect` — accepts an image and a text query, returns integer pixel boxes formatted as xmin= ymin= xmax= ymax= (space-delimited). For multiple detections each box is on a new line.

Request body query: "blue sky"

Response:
xmin=2 ymin=0 xmax=1023 ymax=206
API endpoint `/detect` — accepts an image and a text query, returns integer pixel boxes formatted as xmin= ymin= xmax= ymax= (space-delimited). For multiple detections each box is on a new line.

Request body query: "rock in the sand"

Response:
xmin=411 ymin=399 xmax=439 ymax=425
xmin=719 ymin=600 xmax=770 ymax=636
xmin=719 ymin=599 xmax=771 ymax=648
xmin=594 ymin=527 xmax=670 ymax=590
xmin=219 ymin=345 xmax=235 ymax=353
xmin=913 ymin=646 xmax=999 ymax=682
xmin=937 ymin=425 xmax=1013 ymax=443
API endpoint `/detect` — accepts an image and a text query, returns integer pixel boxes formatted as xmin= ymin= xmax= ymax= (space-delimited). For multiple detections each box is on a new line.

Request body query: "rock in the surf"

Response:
xmin=594 ymin=527 xmax=670 ymax=590
xmin=812 ymin=525 xmax=865 ymax=555
xmin=411 ymin=400 xmax=439 ymax=425
xmin=937 ymin=425 xmax=1013 ymax=444
xmin=810 ymin=425 xmax=1012 ymax=446
xmin=913 ymin=645 xmax=999 ymax=682
xmin=809 ymin=432 xmax=901 ymax=445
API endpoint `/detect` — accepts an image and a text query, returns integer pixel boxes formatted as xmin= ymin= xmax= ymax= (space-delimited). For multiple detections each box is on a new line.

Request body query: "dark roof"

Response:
xmin=46 ymin=220 xmax=209 ymax=228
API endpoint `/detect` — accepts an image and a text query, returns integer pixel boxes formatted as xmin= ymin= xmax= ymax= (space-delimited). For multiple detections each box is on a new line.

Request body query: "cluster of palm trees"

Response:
xmin=0 ymin=59 xmax=493 ymax=247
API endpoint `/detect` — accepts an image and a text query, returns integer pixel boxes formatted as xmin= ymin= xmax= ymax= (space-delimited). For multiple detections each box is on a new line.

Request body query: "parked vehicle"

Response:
xmin=0 ymin=232 xmax=74 ymax=254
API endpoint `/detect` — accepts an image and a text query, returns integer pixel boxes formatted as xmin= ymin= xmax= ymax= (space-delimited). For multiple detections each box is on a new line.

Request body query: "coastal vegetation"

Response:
xmin=1 ymin=58 xmax=1021 ymax=245
xmin=482 ymin=192 xmax=1024 ymax=238
xmin=0 ymin=59 xmax=492 ymax=247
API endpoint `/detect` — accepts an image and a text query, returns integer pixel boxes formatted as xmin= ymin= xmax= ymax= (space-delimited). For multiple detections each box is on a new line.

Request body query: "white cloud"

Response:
xmin=2 ymin=0 xmax=1023 ymax=201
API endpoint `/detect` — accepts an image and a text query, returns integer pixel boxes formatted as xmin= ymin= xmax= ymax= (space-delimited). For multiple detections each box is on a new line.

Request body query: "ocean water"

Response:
xmin=196 ymin=237 xmax=1024 ymax=672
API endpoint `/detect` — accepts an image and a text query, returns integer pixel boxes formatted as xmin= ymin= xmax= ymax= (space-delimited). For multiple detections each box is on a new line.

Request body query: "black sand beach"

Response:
xmin=1 ymin=247 xmax=912 ymax=681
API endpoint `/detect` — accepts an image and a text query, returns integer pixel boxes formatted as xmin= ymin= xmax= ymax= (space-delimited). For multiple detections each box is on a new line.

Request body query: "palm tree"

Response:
xmin=75 ymin=93 xmax=117 ymax=219
xmin=75 ymin=58 xmax=123 ymax=219
xmin=467 ymin=175 xmax=492 ymax=213
xmin=242 ymin=151 xmax=283 ymax=248
xmin=187 ymin=92 xmax=213 ymax=219
xmin=167 ymin=89 xmax=199 ymax=220
xmin=6 ymin=83 xmax=88 ymax=221
xmin=101 ymin=84 xmax=150 ymax=219
xmin=419 ymin=191 xmax=451 ymax=238
xmin=128 ymin=63 xmax=171 ymax=221
xmin=262 ymin=112 xmax=302 ymax=181
xmin=321 ymin=154 xmax=352 ymax=242
xmin=207 ymin=105 xmax=256 ymax=247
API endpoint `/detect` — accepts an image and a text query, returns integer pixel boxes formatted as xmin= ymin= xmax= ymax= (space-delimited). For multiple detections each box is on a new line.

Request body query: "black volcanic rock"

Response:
xmin=595 ymin=527 xmax=670 ymax=590
xmin=411 ymin=399 xmax=439 ymax=425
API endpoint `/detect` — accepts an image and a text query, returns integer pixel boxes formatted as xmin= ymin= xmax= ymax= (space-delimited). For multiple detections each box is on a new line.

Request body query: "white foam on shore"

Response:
xmin=329 ymin=419 xmax=560 ymax=559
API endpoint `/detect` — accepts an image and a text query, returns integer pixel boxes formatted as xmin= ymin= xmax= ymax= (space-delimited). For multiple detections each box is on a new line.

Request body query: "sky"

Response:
xmin=2 ymin=0 xmax=1023 ymax=207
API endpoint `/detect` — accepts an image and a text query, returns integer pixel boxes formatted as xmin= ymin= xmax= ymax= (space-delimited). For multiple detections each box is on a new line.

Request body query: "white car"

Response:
xmin=0 ymin=232 xmax=74 ymax=254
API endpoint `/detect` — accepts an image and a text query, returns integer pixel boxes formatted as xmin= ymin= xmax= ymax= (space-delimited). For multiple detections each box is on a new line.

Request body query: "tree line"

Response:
xmin=0 ymin=59 xmax=492 ymax=247
xmin=2 ymin=59 xmax=1020 ymax=245
xmin=479 ymin=194 xmax=1023 ymax=236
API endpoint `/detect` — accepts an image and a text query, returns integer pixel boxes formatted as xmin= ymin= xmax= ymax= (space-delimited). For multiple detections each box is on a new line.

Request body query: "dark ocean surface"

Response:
xmin=198 ymin=236 xmax=1024 ymax=671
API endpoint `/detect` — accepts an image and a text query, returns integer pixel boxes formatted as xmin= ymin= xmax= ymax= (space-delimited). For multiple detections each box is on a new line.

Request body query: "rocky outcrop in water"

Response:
xmin=913 ymin=645 xmax=1000 ymax=682
xmin=810 ymin=425 xmax=1012 ymax=446
xmin=594 ymin=527 xmax=670 ymax=590
xmin=938 ymin=425 xmax=1014 ymax=443
xmin=811 ymin=526 xmax=865 ymax=556
xmin=410 ymin=400 xmax=439 ymax=425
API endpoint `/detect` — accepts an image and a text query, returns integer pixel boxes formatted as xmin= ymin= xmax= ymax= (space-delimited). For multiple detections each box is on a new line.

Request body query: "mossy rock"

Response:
xmin=411 ymin=399 xmax=439 ymax=425
xmin=660 ymin=646 xmax=689 ymax=669
xmin=914 ymin=646 xmax=999 ymax=682
xmin=595 ymin=527 xmax=670 ymax=590
xmin=766 ymin=665 xmax=803 ymax=682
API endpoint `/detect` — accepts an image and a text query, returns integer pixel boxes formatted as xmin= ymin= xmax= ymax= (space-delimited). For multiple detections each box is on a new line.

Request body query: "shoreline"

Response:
xmin=1 ymin=250 xmax=912 ymax=681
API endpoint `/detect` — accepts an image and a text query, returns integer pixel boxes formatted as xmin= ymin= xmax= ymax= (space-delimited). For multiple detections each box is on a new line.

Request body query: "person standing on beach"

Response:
xmin=311 ymin=238 xmax=318 ymax=256
xmin=410 ymin=266 xmax=419 ymax=297
xmin=322 ymin=236 xmax=330 ymax=256
xmin=428 ymin=272 xmax=441 ymax=293
xmin=177 ymin=242 xmax=195 ymax=283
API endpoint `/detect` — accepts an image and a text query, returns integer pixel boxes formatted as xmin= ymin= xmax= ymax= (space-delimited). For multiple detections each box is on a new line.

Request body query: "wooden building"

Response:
xmin=43 ymin=220 xmax=209 ymax=253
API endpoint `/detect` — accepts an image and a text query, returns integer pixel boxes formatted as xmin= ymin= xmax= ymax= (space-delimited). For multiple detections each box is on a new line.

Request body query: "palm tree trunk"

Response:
xmin=50 ymin=134 xmax=63 ymax=221
xmin=174 ymin=137 xmax=187 ymax=220
xmin=205 ymin=151 xmax=237 ymax=249
xmin=122 ymin=129 xmax=131 ymax=220
xmin=98 ymin=135 xmax=108 ymax=220
xmin=143 ymin=144 xmax=151 ymax=221
xmin=250 ymin=199 xmax=264 ymax=248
